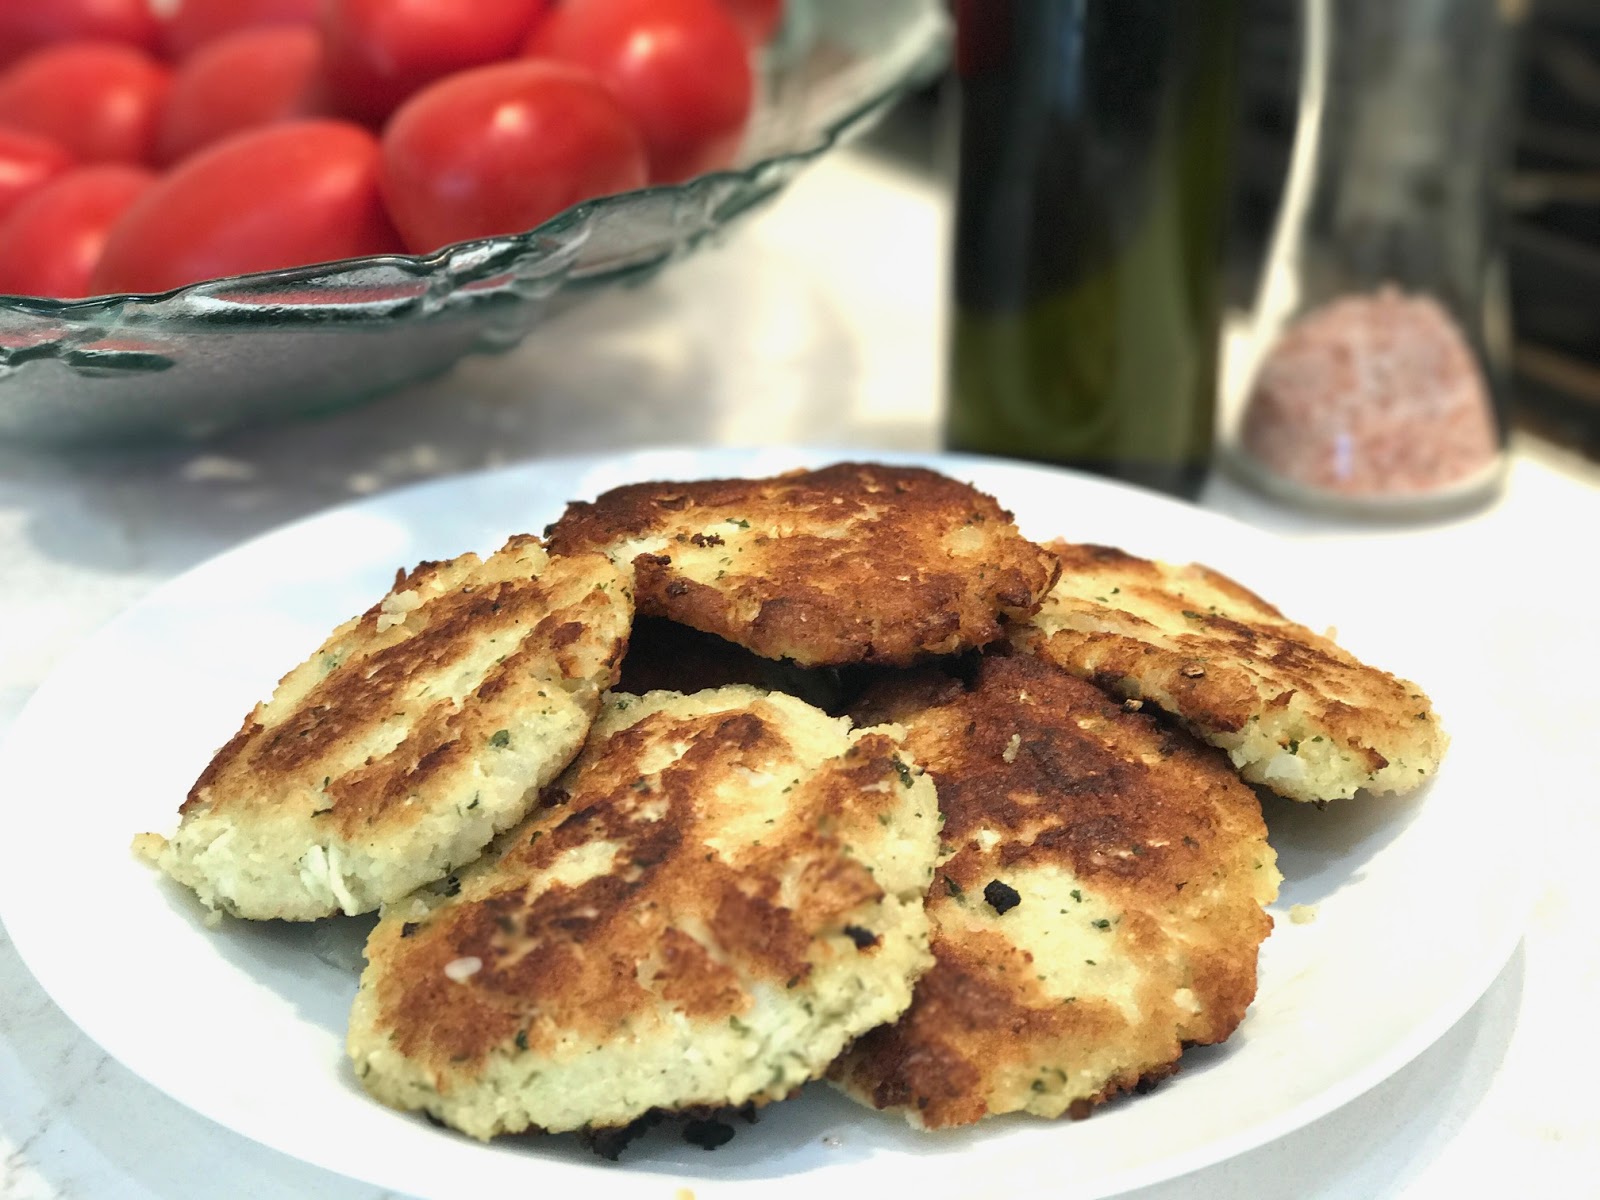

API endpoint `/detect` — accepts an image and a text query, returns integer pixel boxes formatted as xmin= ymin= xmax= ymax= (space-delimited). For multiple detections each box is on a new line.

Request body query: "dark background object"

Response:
xmin=1506 ymin=0 xmax=1600 ymax=455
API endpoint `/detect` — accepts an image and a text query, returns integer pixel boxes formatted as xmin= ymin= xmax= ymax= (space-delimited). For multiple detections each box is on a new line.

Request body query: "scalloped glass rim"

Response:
xmin=0 ymin=1 xmax=949 ymax=326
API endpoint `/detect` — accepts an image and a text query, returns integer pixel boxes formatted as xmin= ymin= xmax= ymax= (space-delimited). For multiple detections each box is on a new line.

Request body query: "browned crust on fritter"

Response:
xmin=1011 ymin=541 xmax=1445 ymax=800
xmin=841 ymin=931 xmax=1149 ymax=1128
xmin=362 ymin=702 xmax=909 ymax=1073
xmin=186 ymin=538 xmax=628 ymax=841
xmin=1025 ymin=546 xmax=1362 ymax=743
xmin=544 ymin=463 xmax=1060 ymax=668
xmin=834 ymin=655 xmax=1276 ymax=1129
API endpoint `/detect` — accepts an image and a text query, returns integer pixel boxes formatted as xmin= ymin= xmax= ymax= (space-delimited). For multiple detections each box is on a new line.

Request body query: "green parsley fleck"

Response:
xmin=1092 ymin=918 xmax=1111 ymax=930
xmin=726 ymin=517 xmax=751 ymax=529
xmin=489 ymin=729 xmax=510 ymax=749
xmin=944 ymin=875 xmax=964 ymax=898
xmin=1070 ymin=889 xmax=1083 ymax=903
xmin=892 ymin=758 xmax=915 ymax=788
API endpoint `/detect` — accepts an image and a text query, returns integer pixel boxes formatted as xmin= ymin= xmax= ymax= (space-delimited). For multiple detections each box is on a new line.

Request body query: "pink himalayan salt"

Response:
xmin=1241 ymin=287 xmax=1499 ymax=496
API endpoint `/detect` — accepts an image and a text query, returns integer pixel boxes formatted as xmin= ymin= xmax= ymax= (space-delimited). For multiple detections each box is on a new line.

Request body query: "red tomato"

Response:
xmin=381 ymin=60 xmax=646 ymax=254
xmin=322 ymin=0 xmax=554 ymax=126
xmin=92 ymin=119 xmax=404 ymax=294
xmin=0 ymin=42 xmax=171 ymax=165
xmin=161 ymin=0 xmax=323 ymax=61
xmin=0 ymin=0 xmax=160 ymax=69
xmin=523 ymin=0 xmax=753 ymax=183
xmin=0 ymin=164 xmax=153 ymax=297
xmin=0 ymin=128 xmax=75 ymax=224
xmin=718 ymin=0 xmax=784 ymax=44
xmin=157 ymin=27 xmax=323 ymax=165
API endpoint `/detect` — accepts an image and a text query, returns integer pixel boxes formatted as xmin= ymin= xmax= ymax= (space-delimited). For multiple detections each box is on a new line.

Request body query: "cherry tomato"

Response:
xmin=0 ymin=0 xmax=160 ymax=69
xmin=161 ymin=0 xmax=323 ymax=61
xmin=0 ymin=128 xmax=75 ymax=224
xmin=92 ymin=119 xmax=404 ymax=295
xmin=523 ymin=0 xmax=753 ymax=184
xmin=157 ymin=27 xmax=324 ymax=165
xmin=381 ymin=60 xmax=646 ymax=254
xmin=0 ymin=42 xmax=171 ymax=165
xmin=0 ymin=164 xmax=153 ymax=297
xmin=718 ymin=0 xmax=784 ymax=44
xmin=322 ymin=0 xmax=554 ymax=126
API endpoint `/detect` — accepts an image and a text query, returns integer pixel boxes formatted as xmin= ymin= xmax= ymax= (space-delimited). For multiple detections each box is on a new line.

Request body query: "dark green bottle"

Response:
xmin=946 ymin=0 xmax=1243 ymax=499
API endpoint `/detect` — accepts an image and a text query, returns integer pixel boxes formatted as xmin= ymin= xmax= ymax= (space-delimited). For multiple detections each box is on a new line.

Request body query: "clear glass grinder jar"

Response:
xmin=1231 ymin=0 xmax=1522 ymax=515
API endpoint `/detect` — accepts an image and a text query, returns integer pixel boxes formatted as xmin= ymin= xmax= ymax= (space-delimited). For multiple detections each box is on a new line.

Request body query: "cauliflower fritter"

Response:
xmin=151 ymin=536 xmax=632 ymax=920
xmin=1013 ymin=542 xmax=1447 ymax=802
xmin=544 ymin=462 xmax=1059 ymax=668
xmin=348 ymin=686 xmax=941 ymax=1141
xmin=831 ymin=655 xmax=1279 ymax=1129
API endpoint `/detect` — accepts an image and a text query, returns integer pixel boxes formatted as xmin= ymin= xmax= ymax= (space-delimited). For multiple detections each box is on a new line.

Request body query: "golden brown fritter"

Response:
xmin=1012 ymin=542 xmax=1447 ymax=802
xmin=830 ymin=654 xmax=1279 ymax=1130
xmin=544 ymin=462 xmax=1060 ymax=668
xmin=151 ymin=536 xmax=632 ymax=920
xmin=348 ymin=686 xmax=941 ymax=1141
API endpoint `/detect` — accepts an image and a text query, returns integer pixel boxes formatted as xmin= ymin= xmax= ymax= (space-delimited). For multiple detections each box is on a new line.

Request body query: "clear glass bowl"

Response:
xmin=0 ymin=0 xmax=948 ymax=445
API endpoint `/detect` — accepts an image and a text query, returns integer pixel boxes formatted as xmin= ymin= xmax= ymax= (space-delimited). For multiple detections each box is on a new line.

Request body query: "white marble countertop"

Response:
xmin=2 ymin=147 xmax=1596 ymax=1199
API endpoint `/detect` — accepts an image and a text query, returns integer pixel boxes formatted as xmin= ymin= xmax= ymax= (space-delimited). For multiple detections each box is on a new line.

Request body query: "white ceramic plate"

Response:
xmin=0 ymin=448 xmax=1527 ymax=1200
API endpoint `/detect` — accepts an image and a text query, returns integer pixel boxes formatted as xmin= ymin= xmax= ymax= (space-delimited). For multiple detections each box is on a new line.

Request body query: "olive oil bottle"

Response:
xmin=946 ymin=0 xmax=1243 ymax=499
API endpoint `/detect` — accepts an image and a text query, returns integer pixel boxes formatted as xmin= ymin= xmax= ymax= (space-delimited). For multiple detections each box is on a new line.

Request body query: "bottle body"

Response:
xmin=945 ymin=0 xmax=1243 ymax=500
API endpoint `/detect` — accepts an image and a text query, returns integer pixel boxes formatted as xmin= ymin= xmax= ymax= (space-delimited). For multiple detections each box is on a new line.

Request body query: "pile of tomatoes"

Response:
xmin=0 ymin=0 xmax=783 ymax=299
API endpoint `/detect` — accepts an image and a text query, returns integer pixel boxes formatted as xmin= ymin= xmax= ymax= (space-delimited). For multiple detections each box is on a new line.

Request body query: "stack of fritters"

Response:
xmin=144 ymin=462 xmax=1444 ymax=1148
